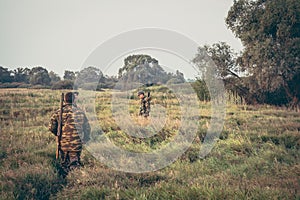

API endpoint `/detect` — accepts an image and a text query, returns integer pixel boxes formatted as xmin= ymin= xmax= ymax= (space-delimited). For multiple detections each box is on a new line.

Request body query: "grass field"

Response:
xmin=0 ymin=88 xmax=299 ymax=199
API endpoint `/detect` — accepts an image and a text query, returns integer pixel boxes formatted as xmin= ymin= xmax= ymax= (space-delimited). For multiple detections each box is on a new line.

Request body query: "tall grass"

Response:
xmin=0 ymin=88 xmax=299 ymax=199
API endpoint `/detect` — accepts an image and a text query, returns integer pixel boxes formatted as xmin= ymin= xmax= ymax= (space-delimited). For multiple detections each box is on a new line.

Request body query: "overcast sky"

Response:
xmin=0 ymin=0 xmax=243 ymax=78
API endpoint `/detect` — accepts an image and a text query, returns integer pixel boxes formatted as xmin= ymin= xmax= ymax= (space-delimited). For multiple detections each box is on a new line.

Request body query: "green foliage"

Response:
xmin=63 ymin=70 xmax=76 ymax=80
xmin=49 ymin=71 xmax=61 ymax=85
xmin=51 ymin=80 xmax=75 ymax=90
xmin=118 ymin=54 xmax=158 ymax=78
xmin=117 ymin=54 xmax=185 ymax=90
xmin=0 ymin=66 xmax=13 ymax=83
xmin=226 ymin=0 xmax=300 ymax=107
xmin=75 ymin=66 xmax=104 ymax=87
xmin=29 ymin=66 xmax=51 ymax=86
xmin=13 ymin=67 xmax=30 ymax=83
xmin=191 ymin=79 xmax=210 ymax=101
xmin=194 ymin=42 xmax=239 ymax=80
xmin=73 ymin=67 xmax=118 ymax=90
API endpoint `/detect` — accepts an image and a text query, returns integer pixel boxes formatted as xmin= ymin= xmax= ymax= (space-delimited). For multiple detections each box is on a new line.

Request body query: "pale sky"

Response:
xmin=0 ymin=0 xmax=243 ymax=78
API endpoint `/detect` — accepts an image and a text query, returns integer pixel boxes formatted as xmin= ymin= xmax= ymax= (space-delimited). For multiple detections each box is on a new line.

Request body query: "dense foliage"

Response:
xmin=226 ymin=0 xmax=300 ymax=107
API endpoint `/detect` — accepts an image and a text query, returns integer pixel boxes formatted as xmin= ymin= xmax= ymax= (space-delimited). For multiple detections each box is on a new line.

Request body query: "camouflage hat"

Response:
xmin=137 ymin=91 xmax=144 ymax=96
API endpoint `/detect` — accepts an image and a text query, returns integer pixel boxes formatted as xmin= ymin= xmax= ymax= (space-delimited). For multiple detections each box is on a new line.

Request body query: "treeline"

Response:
xmin=0 ymin=66 xmax=115 ymax=90
xmin=0 ymin=54 xmax=185 ymax=91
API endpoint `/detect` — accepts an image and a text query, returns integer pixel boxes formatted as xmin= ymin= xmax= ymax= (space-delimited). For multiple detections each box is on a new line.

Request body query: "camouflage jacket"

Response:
xmin=139 ymin=96 xmax=151 ymax=117
xmin=48 ymin=103 xmax=91 ymax=152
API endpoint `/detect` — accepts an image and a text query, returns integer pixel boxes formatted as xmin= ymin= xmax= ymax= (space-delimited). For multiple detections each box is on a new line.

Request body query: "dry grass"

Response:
xmin=0 ymin=88 xmax=299 ymax=199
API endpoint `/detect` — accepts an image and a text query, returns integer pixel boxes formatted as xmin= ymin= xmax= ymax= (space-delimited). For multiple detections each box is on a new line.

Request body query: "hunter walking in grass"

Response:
xmin=138 ymin=91 xmax=151 ymax=118
xmin=49 ymin=92 xmax=90 ymax=173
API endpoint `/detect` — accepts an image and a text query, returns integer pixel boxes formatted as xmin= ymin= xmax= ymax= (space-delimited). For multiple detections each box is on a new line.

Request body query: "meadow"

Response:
xmin=0 ymin=88 xmax=299 ymax=199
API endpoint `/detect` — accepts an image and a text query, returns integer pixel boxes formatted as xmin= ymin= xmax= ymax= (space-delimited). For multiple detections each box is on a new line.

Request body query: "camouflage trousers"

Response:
xmin=59 ymin=150 xmax=81 ymax=172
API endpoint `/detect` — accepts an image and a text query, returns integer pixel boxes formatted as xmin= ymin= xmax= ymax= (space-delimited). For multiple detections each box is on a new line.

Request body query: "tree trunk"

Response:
xmin=282 ymin=81 xmax=299 ymax=111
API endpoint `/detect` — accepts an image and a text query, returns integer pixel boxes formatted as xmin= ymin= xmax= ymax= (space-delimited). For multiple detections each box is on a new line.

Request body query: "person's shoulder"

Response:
xmin=73 ymin=106 xmax=85 ymax=113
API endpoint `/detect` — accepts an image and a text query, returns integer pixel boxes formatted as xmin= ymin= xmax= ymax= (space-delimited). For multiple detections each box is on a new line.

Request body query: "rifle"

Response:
xmin=146 ymin=91 xmax=151 ymax=116
xmin=56 ymin=93 xmax=64 ymax=160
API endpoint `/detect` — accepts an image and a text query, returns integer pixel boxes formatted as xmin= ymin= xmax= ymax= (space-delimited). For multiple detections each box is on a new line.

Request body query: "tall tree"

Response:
xmin=49 ymin=71 xmax=61 ymax=85
xmin=29 ymin=66 xmax=51 ymax=85
xmin=63 ymin=70 xmax=76 ymax=80
xmin=118 ymin=54 xmax=158 ymax=78
xmin=226 ymin=0 xmax=300 ymax=106
xmin=117 ymin=54 xmax=185 ymax=88
xmin=193 ymin=42 xmax=240 ymax=80
xmin=192 ymin=43 xmax=250 ymax=102
xmin=76 ymin=66 xmax=104 ymax=86
xmin=13 ymin=67 xmax=30 ymax=83
xmin=0 ymin=66 xmax=13 ymax=83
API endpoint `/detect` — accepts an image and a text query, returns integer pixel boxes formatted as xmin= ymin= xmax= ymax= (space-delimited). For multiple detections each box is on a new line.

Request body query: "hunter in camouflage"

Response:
xmin=138 ymin=91 xmax=151 ymax=117
xmin=49 ymin=92 xmax=90 ymax=173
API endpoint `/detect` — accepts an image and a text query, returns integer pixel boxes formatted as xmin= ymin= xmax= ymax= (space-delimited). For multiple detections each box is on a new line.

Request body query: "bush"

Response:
xmin=17 ymin=83 xmax=31 ymax=88
xmin=51 ymin=80 xmax=74 ymax=90
xmin=0 ymin=82 xmax=23 ymax=88
xmin=191 ymin=80 xmax=210 ymax=101
xmin=30 ymin=85 xmax=50 ymax=89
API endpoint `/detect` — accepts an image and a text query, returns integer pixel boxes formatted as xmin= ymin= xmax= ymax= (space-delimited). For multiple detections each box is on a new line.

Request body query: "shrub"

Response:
xmin=0 ymin=82 xmax=23 ymax=88
xmin=51 ymin=80 xmax=74 ymax=90
xmin=30 ymin=84 xmax=50 ymax=89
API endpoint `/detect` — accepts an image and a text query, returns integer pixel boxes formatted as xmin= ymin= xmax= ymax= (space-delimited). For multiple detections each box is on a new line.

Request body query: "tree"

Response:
xmin=118 ymin=54 xmax=158 ymax=78
xmin=13 ymin=67 xmax=30 ymax=83
xmin=0 ymin=66 xmax=13 ymax=83
xmin=29 ymin=66 xmax=51 ymax=85
xmin=63 ymin=70 xmax=76 ymax=80
xmin=49 ymin=71 xmax=61 ymax=85
xmin=75 ymin=66 xmax=104 ymax=87
xmin=174 ymin=70 xmax=185 ymax=83
xmin=117 ymin=54 xmax=184 ymax=89
xmin=204 ymin=43 xmax=240 ymax=79
xmin=192 ymin=43 xmax=250 ymax=97
xmin=191 ymin=78 xmax=210 ymax=101
xmin=100 ymin=75 xmax=117 ymax=89
xmin=226 ymin=0 xmax=300 ymax=107
xmin=193 ymin=42 xmax=240 ymax=80
xmin=192 ymin=43 xmax=250 ymax=103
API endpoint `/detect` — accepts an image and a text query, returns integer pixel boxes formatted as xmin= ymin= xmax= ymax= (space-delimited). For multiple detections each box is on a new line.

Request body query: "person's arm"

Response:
xmin=48 ymin=111 xmax=59 ymax=136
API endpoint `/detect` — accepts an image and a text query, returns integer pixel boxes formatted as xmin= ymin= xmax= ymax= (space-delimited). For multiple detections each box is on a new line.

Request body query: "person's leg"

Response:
xmin=68 ymin=151 xmax=81 ymax=171
xmin=59 ymin=150 xmax=70 ymax=175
